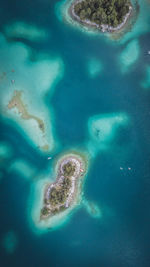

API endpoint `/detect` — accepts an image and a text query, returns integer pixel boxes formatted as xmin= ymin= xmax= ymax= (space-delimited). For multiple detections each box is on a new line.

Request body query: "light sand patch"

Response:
xmin=9 ymin=158 xmax=37 ymax=180
xmin=141 ymin=65 xmax=150 ymax=90
xmin=4 ymin=21 xmax=49 ymax=42
xmin=87 ymin=112 xmax=130 ymax=156
xmin=83 ymin=198 xmax=102 ymax=218
xmin=0 ymin=33 xmax=64 ymax=152
xmin=119 ymin=39 xmax=140 ymax=73
xmin=0 ymin=142 xmax=13 ymax=171
xmin=2 ymin=231 xmax=18 ymax=254
xmin=41 ymin=144 xmax=50 ymax=151
xmin=0 ymin=141 xmax=13 ymax=158
xmin=8 ymin=90 xmax=45 ymax=133
xmin=87 ymin=58 xmax=103 ymax=78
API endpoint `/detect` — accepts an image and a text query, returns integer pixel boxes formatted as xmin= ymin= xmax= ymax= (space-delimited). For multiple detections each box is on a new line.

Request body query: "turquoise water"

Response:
xmin=0 ymin=0 xmax=150 ymax=266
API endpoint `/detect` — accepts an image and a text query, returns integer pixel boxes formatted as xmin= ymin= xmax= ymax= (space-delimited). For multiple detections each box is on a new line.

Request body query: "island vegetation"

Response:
xmin=63 ymin=161 xmax=76 ymax=177
xmin=40 ymin=154 xmax=86 ymax=219
xmin=72 ymin=0 xmax=132 ymax=30
xmin=48 ymin=176 xmax=71 ymax=206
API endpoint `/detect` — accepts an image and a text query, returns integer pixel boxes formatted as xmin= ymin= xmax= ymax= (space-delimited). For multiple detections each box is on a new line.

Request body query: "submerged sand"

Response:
xmin=7 ymin=90 xmax=45 ymax=133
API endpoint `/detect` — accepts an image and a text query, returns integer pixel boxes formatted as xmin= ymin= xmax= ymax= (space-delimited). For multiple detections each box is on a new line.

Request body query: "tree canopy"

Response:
xmin=49 ymin=177 xmax=71 ymax=206
xmin=74 ymin=0 xmax=131 ymax=27
xmin=62 ymin=162 xmax=76 ymax=177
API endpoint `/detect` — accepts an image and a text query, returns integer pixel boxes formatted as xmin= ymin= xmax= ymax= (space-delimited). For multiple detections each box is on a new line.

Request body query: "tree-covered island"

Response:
xmin=40 ymin=154 xmax=86 ymax=220
xmin=71 ymin=0 xmax=132 ymax=32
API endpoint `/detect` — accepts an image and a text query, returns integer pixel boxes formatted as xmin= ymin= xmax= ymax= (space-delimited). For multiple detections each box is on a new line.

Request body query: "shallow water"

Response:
xmin=0 ymin=0 xmax=150 ymax=266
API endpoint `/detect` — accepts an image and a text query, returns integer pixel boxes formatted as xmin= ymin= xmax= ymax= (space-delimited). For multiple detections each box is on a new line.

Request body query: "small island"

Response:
xmin=30 ymin=152 xmax=87 ymax=231
xmin=70 ymin=0 xmax=132 ymax=32
xmin=41 ymin=154 xmax=85 ymax=219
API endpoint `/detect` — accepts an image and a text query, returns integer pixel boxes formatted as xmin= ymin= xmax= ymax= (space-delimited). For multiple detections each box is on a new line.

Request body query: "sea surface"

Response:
xmin=0 ymin=0 xmax=150 ymax=266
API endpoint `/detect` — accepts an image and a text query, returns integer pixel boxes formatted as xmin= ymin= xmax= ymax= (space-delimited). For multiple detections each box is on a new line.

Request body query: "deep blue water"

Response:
xmin=1 ymin=0 xmax=150 ymax=266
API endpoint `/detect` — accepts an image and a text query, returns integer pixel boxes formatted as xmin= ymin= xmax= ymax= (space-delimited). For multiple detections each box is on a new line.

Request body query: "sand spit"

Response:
xmin=7 ymin=90 xmax=45 ymax=133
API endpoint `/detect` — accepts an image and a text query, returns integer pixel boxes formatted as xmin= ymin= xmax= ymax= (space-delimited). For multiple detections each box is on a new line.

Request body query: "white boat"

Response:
xmin=48 ymin=157 xmax=52 ymax=160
